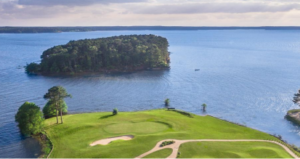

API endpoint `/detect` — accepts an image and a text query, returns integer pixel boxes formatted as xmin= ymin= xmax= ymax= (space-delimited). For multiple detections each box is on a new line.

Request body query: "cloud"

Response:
xmin=131 ymin=2 xmax=300 ymax=14
xmin=17 ymin=0 xmax=148 ymax=6
xmin=1 ymin=0 xmax=300 ymax=26
xmin=0 ymin=0 xmax=116 ymax=19
xmin=0 ymin=1 xmax=59 ymax=19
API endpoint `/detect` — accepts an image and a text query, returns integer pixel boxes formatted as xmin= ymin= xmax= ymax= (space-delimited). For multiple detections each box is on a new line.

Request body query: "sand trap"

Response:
xmin=90 ymin=135 xmax=134 ymax=146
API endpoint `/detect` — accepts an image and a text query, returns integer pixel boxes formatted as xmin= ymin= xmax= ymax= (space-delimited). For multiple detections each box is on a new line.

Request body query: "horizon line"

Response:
xmin=2 ymin=26 xmax=300 ymax=27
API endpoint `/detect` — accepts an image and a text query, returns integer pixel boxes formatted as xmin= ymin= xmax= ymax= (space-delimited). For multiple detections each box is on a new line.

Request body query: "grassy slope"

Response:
xmin=178 ymin=142 xmax=292 ymax=158
xmin=45 ymin=109 xmax=290 ymax=158
xmin=287 ymin=109 xmax=300 ymax=114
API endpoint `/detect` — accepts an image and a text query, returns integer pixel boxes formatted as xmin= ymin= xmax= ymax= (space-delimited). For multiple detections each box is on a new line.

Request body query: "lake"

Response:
xmin=1 ymin=30 xmax=300 ymax=157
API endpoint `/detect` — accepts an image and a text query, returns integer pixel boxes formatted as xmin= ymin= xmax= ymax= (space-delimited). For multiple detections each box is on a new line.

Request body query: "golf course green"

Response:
xmin=44 ymin=109 xmax=297 ymax=158
xmin=178 ymin=142 xmax=292 ymax=158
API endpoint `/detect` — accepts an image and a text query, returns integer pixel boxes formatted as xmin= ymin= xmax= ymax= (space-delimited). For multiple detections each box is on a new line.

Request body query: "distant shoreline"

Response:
xmin=2 ymin=26 xmax=300 ymax=33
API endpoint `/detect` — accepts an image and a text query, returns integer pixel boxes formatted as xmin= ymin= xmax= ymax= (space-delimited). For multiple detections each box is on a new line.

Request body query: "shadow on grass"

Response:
xmin=153 ymin=121 xmax=173 ymax=128
xmin=168 ymin=109 xmax=194 ymax=118
xmin=99 ymin=114 xmax=115 ymax=119
xmin=46 ymin=124 xmax=59 ymax=129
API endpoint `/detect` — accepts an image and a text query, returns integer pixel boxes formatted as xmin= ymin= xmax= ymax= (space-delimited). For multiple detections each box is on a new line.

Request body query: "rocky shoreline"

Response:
xmin=285 ymin=109 xmax=300 ymax=125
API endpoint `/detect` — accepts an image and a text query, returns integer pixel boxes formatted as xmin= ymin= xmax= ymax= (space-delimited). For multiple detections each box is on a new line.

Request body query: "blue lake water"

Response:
xmin=1 ymin=30 xmax=300 ymax=157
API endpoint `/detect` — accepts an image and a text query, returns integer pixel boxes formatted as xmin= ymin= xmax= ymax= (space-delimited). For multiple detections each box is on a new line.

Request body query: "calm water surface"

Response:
xmin=1 ymin=30 xmax=300 ymax=157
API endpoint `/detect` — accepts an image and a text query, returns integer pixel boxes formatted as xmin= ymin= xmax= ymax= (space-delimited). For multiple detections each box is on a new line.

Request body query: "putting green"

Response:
xmin=104 ymin=121 xmax=170 ymax=134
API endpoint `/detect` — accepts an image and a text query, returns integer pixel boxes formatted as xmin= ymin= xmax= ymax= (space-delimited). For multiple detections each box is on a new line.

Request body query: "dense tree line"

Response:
xmin=26 ymin=35 xmax=170 ymax=74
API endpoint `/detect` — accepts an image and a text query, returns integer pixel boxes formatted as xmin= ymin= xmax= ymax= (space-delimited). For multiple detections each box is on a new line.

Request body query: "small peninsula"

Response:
xmin=26 ymin=35 xmax=170 ymax=75
xmin=286 ymin=109 xmax=300 ymax=125
xmin=286 ymin=90 xmax=300 ymax=126
xmin=44 ymin=109 xmax=298 ymax=158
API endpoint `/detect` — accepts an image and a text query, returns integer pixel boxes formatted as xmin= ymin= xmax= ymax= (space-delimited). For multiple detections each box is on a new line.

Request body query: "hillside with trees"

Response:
xmin=26 ymin=35 xmax=170 ymax=74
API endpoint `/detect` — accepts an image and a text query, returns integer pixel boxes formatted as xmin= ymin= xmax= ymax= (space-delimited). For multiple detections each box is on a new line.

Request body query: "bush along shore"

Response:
xmin=32 ymin=132 xmax=53 ymax=158
xmin=25 ymin=34 xmax=170 ymax=75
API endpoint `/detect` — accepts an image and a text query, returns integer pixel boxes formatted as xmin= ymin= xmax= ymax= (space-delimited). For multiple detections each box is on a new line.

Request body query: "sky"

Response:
xmin=1 ymin=0 xmax=300 ymax=26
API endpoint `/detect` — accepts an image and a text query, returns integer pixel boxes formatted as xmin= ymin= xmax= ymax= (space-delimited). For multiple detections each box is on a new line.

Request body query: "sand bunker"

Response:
xmin=90 ymin=135 xmax=134 ymax=146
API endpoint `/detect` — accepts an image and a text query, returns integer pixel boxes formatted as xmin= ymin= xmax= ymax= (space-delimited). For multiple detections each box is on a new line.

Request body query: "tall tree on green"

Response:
xmin=15 ymin=102 xmax=44 ymax=135
xmin=202 ymin=103 xmax=207 ymax=112
xmin=44 ymin=86 xmax=71 ymax=124
xmin=43 ymin=100 xmax=68 ymax=119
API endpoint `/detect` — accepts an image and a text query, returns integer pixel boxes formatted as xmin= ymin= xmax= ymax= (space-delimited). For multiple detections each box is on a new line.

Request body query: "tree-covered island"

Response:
xmin=26 ymin=35 xmax=170 ymax=75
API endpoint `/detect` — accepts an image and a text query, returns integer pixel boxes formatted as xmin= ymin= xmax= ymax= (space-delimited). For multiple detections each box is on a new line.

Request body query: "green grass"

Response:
xmin=44 ymin=109 xmax=294 ymax=158
xmin=288 ymin=109 xmax=300 ymax=114
xmin=143 ymin=148 xmax=173 ymax=158
xmin=178 ymin=142 xmax=293 ymax=158
xmin=104 ymin=121 xmax=169 ymax=134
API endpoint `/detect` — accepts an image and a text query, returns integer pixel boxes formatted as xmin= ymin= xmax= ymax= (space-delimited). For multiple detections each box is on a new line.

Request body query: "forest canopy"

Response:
xmin=26 ymin=34 xmax=170 ymax=74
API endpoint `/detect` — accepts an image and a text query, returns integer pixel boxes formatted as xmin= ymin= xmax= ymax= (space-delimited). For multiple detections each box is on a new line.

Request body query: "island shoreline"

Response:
xmin=29 ymin=67 xmax=170 ymax=77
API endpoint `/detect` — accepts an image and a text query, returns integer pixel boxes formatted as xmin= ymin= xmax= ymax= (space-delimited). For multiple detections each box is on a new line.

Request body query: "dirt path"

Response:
xmin=135 ymin=139 xmax=298 ymax=159
xmin=90 ymin=135 xmax=134 ymax=146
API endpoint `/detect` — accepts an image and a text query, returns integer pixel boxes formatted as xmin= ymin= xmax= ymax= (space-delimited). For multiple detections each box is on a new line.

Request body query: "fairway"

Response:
xmin=44 ymin=109 xmax=298 ymax=158
xmin=178 ymin=142 xmax=293 ymax=158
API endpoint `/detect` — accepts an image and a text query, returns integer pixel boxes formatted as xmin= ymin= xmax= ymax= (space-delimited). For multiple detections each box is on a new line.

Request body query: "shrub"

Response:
xmin=160 ymin=140 xmax=175 ymax=147
xmin=292 ymin=145 xmax=300 ymax=153
xmin=15 ymin=102 xmax=44 ymax=136
xmin=44 ymin=146 xmax=51 ymax=154
xmin=165 ymin=98 xmax=170 ymax=107
xmin=113 ymin=108 xmax=118 ymax=115
xmin=25 ymin=62 xmax=40 ymax=74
